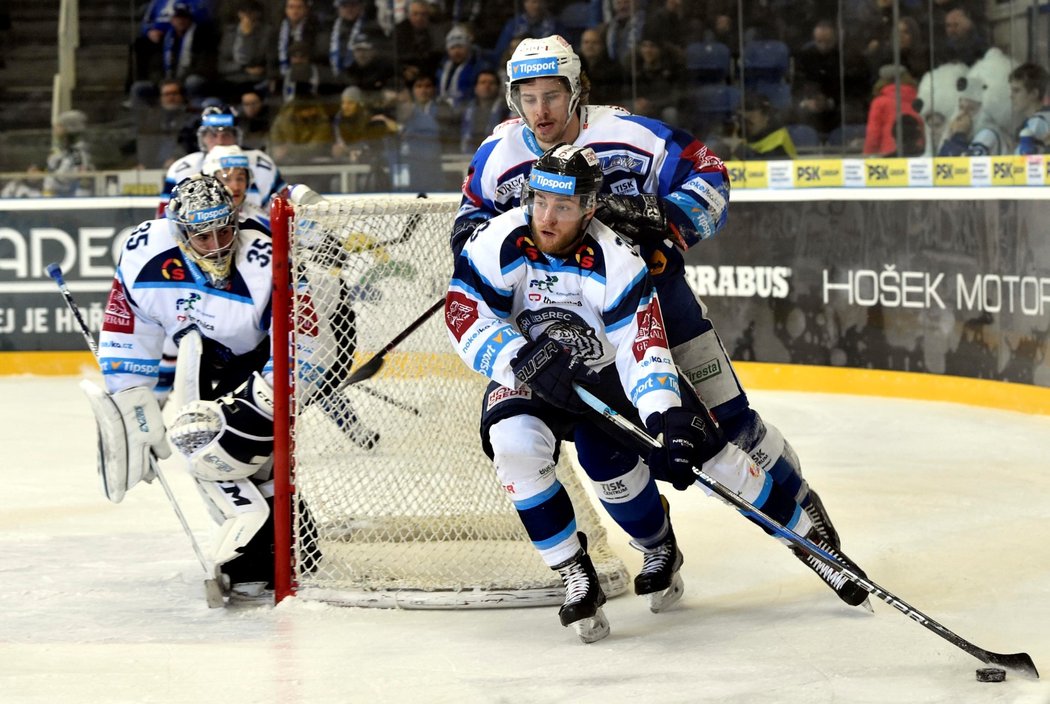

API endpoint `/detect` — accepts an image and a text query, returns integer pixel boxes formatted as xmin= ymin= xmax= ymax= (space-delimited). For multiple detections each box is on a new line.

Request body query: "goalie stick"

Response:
xmin=45 ymin=263 xmax=226 ymax=608
xmin=572 ymin=383 xmax=1040 ymax=680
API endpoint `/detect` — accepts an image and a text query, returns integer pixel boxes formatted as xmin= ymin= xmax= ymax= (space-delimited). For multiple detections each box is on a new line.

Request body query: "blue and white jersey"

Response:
xmin=1016 ymin=109 xmax=1050 ymax=154
xmin=446 ymin=208 xmax=681 ymax=421
xmin=99 ymin=218 xmax=274 ymax=394
xmin=455 ymin=105 xmax=730 ymax=251
xmin=158 ymin=149 xmax=286 ymax=218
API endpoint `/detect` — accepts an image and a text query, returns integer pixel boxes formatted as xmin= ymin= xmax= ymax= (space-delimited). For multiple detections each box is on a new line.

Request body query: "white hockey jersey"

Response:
xmin=456 ymin=105 xmax=730 ymax=249
xmin=446 ymin=208 xmax=681 ymax=422
xmin=158 ymin=149 xmax=286 ymax=217
xmin=99 ymin=218 xmax=274 ymax=394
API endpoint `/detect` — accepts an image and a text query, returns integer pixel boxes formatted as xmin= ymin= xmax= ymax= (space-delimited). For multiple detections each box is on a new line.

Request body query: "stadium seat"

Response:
xmin=560 ymin=2 xmax=595 ymax=46
xmin=826 ymin=124 xmax=868 ymax=154
xmin=685 ymin=41 xmax=732 ymax=84
xmin=691 ymin=84 xmax=741 ymax=136
xmin=786 ymin=124 xmax=822 ymax=153
xmin=753 ymin=80 xmax=792 ymax=110
xmin=741 ymin=39 xmax=791 ymax=86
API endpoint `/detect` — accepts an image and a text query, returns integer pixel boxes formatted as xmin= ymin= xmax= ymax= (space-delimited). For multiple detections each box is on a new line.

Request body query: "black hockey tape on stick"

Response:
xmin=337 ymin=296 xmax=446 ymax=389
xmin=572 ymin=383 xmax=1041 ymax=680
xmin=352 ymin=383 xmax=422 ymax=416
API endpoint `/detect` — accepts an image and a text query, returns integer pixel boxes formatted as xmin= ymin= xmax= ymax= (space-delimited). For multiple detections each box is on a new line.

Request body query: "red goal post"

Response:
xmin=269 ymin=194 xmax=629 ymax=608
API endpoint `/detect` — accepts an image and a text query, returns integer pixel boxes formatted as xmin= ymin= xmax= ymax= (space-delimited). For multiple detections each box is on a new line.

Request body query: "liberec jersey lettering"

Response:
xmin=97 ymin=217 xmax=274 ymax=394
xmin=447 ymin=208 xmax=682 ymax=421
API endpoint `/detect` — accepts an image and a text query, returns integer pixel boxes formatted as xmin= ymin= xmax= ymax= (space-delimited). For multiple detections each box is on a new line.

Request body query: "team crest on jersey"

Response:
xmin=633 ymin=297 xmax=668 ymax=361
xmin=102 ymin=279 xmax=134 ymax=334
xmin=161 ymin=257 xmax=187 ymax=280
xmin=445 ymin=292 xmax=479 ymax=341
xmin=517 ymin=308 xmax=603 ymax=361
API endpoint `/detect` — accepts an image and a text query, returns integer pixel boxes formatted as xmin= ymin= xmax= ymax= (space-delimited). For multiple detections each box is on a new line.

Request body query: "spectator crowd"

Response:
xmin=4 ymin=0 xmax=1050 ymax=197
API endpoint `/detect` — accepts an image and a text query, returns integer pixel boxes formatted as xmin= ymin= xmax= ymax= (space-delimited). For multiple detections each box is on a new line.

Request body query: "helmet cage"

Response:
xmin=505 ymin=35 xmax=583 ymax=119
xmin=167 ymin=175 xmax=240 ymax=287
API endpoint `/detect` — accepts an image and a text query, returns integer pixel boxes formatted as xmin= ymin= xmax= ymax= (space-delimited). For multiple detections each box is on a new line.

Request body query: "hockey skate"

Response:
xmin=553 ymin=533 xmax=610 ymax=643
xmin=792 ymin=530 xmax=871 ymax=608
xmin=318 ymin=393 xmax=380 ymax=450
xmin=631 ymin=497 xmax=684 ymax=613
xmin=802 ymin=488 xmax=841 ymax=550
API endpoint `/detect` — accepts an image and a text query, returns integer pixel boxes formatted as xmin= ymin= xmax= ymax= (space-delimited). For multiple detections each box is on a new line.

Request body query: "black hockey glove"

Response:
xmin=644 ymin=408 xmax=727 ymax=490
xmin=596 ymin=194 xmax=674 ymax=248
xmin=511 ymin=335 xmax=600 ymax=414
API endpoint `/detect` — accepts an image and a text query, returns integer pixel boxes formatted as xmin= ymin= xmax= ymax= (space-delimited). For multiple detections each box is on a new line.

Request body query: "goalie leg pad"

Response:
xmin=80 ymin=380 xmax=171 ymax=504
xmin=168 ymin=372 xmax=275 ymax=481
xmin=195 ymin=477 xmax=271 ymax=573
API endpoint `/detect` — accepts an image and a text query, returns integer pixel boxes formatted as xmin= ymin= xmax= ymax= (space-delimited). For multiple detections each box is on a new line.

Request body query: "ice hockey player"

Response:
xmin=158 ymin=103 xmax=286 ymax=218
xmin=83 ymin=175 xmax=294 ymax=601
xmin=452 ymin=35 xmax=859 ymax=606
xmin=446 ymin=144 xmax=869 ymax=643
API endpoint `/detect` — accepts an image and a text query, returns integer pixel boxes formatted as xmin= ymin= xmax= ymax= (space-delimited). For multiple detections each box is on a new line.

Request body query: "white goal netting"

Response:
xmin=280 ymin=194 xmax=629 ymax=608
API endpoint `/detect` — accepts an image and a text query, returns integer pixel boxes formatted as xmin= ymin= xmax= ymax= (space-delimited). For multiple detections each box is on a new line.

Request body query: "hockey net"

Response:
xmin=270 ymin=194 xmax=629 ymax=608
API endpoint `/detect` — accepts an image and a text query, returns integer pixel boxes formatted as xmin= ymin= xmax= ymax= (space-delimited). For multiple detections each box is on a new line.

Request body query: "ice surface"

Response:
xmin=2 ymin=377 xmax=1048 ymax=704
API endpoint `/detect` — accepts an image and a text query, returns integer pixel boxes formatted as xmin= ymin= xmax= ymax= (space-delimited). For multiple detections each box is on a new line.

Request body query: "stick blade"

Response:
xmin=984 ymin=651 xmax=1039 ymax=679
xmin=344 ymin=355 xmax=385 ymax=386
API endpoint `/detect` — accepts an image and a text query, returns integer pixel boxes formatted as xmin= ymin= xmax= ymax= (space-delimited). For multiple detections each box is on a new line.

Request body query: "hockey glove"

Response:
xmin=168 ymin=371 xmax=275 ymax=481
xmin=596 ymin=194 xmax=685 ymax=250
xmin=644 ymin=408 xmax=728 ymax=490
xmin=511 ymin=335 xmax=600 ymax=414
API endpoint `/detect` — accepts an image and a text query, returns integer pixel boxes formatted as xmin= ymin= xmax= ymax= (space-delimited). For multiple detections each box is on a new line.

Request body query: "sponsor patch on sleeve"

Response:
xmin=632 ymin=297 xmax=668 ymax=361
xmin=446 ymin=292 xmax=479 ymax=341
xmin=102 ymin=279 xmax=134 ymax=334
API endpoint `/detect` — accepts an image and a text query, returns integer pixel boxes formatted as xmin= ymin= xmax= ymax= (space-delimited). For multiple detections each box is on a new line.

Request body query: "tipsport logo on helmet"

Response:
xmin=510 ymin=57 xmax=560 ymax=80
xmin=187 ymin=204 xmax=232 ymax=223
xmin=203 ymin=114 xmax=235 ymax=128
xmin=219 ymin=155 xmax=250 ymax=169
xmin=529 ymin=170 xmax=576 ymax=195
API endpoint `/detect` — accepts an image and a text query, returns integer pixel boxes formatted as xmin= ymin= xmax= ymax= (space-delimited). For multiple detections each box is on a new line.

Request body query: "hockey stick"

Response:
xmin=46 ymin=263 xmax=226 ymax=608
xmin=353 ymin=383 xmax=422 ymax=416
xmin=573 ymin=384 xmax=1040 ymax=679
xmin=336 ymin=295 xmax=445 ymax=389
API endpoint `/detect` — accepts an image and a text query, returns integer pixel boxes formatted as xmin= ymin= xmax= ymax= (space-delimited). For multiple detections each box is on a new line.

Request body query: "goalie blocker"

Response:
xmin=80 ymin=381 xmax=171 ymax=503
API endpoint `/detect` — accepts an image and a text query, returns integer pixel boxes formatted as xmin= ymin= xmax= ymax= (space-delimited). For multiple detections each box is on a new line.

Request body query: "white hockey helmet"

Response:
xmin=202 ymin=144 xmax=254 ymax=203
xmin=167 ymin=175 xmax=240 ymax=287
xmin=505 ymin=35 xmax=583 ymax=118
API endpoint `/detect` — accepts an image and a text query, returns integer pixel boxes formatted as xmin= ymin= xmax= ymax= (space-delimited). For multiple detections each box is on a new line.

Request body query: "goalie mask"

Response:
xmin=167 ymin=175 xmax=240 ymax=288
xmin=201 ymin=145 xmax=253 ymax=209
xmin=506 ymin=35 xmax=583 ymax=118
xmin=196 ymin=104 xmax=243 ymax=152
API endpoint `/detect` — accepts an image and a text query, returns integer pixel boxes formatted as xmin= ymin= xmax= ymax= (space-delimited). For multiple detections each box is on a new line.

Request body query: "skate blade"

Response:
xmin=646 ymin=572 xmax=684 ymax=613
xmin=571 ymin=608 xmax=611 ymax=644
